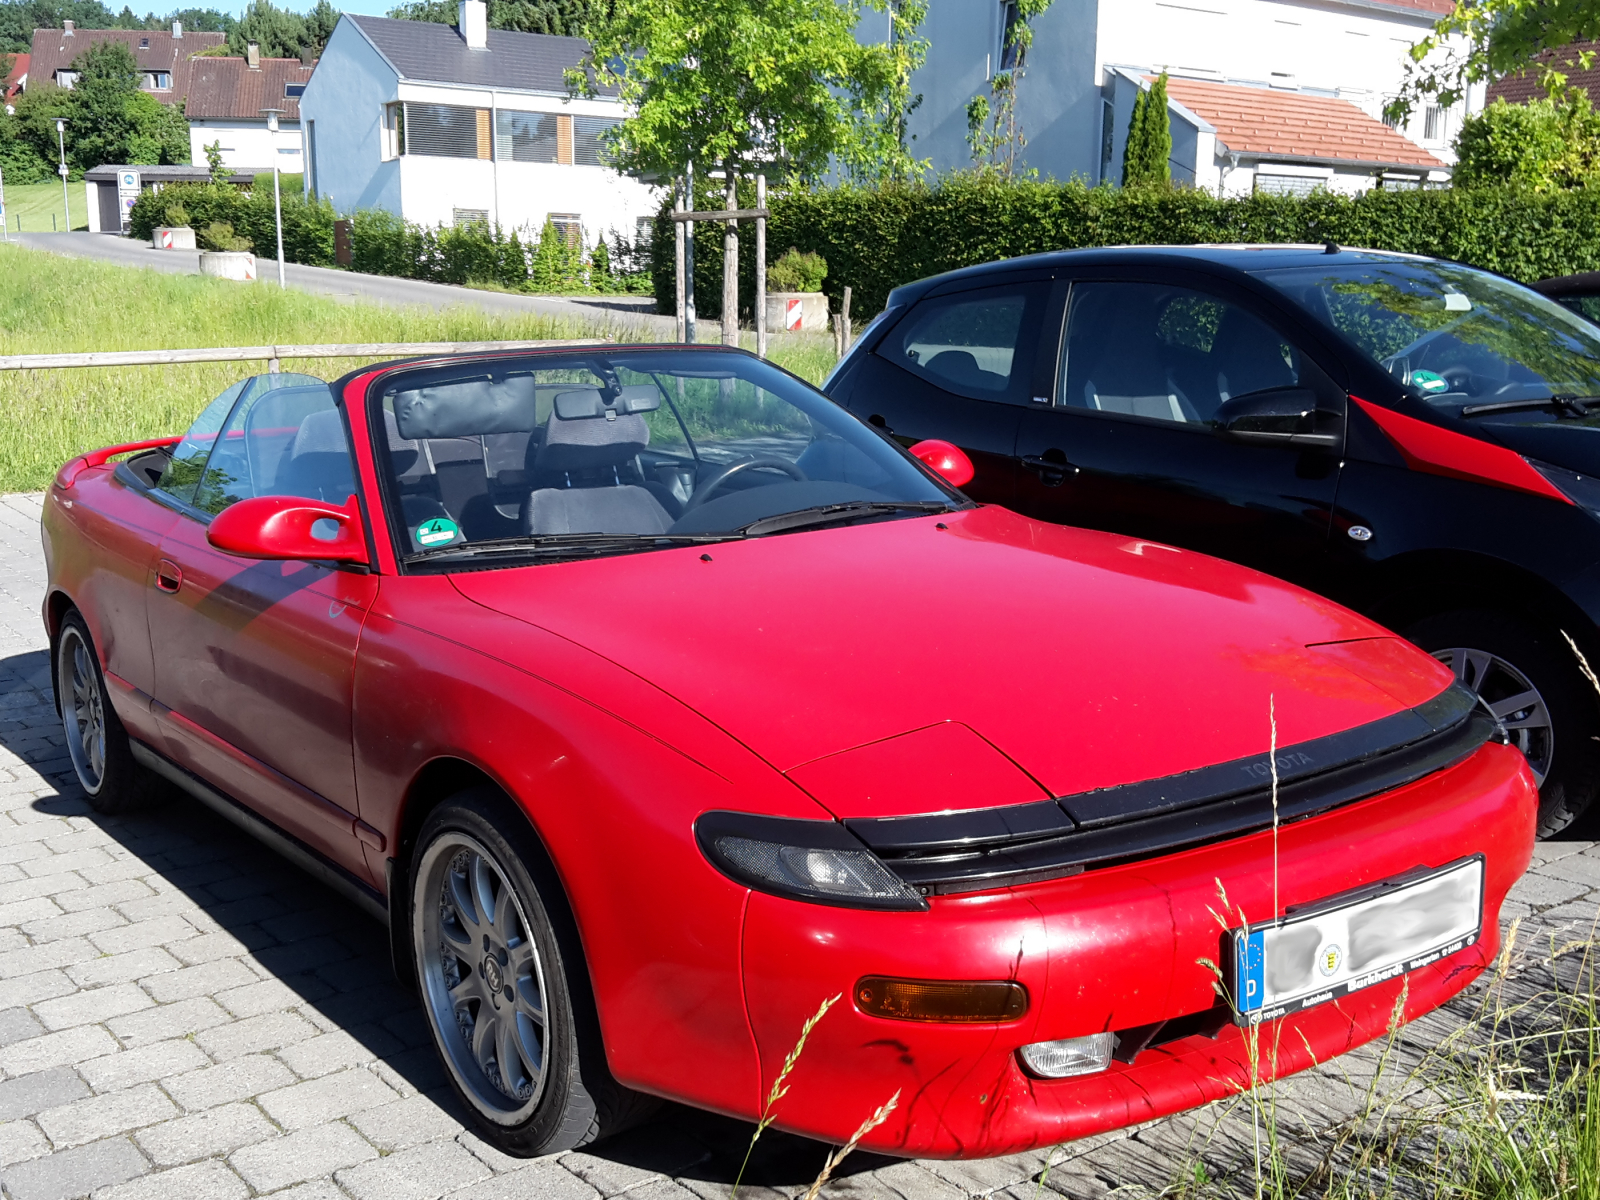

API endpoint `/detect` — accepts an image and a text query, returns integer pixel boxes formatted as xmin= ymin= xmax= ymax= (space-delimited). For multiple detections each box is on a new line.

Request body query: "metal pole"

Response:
xmin=674 ymin=180 xmax=686 ymax=343
xmin=755 ymin=174 xmax=767 ymax=360
xmin=684 ymin=160 xmax=696 ymax=343
xmin=263 ymin=110 xmax=286 ymax=288
xmin=722 ymin=166 xmax=738 ymax=348
xmin=55 ymin=120 xmax=70 ymax=232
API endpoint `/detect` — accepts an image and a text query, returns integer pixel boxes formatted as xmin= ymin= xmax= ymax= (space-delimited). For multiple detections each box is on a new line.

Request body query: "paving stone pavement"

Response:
xmin=0 ymin=488 xmax=1596 ymax=1200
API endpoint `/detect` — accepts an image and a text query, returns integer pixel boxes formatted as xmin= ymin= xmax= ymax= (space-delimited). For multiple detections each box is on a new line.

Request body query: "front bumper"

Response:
xmin=740 ymin=740 xmax=1535 ymax=1158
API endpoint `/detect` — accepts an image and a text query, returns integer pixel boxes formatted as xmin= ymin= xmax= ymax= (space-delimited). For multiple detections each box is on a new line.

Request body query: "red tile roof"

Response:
xmin=3 ymin=52 xmax=26 ymax=100
xmin=1161 ymin=76 xmax=1445 ymax=170
xmin=1373 ymin=0 xmax=1453 ymax=12
xmin=26 ymin=27 xmax=225 ymax=106
xmin=1487 ymin=40 xmax=1600 ymax=105
xmin=185 ymin=56 xmax=314 ymax=121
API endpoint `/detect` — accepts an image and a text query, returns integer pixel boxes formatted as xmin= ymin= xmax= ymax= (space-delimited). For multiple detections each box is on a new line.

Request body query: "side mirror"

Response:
xmin=1212 ymin=387 xmax=1340 ymax=447
xmin=207 ymin=494 xmax=370 ymax=565
xmin=908 ymin=439 xmax=976 ymax=488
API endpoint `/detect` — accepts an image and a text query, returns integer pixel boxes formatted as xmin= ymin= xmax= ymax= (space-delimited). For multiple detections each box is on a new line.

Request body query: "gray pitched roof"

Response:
xmin=346 ymin=14 xmax=614 ymax=96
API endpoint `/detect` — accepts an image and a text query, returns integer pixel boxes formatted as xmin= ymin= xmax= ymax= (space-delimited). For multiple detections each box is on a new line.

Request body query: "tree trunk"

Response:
xmin=723 ymin=164 xmax=739 ymax=347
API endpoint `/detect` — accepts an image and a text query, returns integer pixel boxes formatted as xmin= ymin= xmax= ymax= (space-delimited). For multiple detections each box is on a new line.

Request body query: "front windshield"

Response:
xmin=369 ymin=349 xmax=955 ymax=564
xmin=1253 ymin=259 xmax=1600 ymax=416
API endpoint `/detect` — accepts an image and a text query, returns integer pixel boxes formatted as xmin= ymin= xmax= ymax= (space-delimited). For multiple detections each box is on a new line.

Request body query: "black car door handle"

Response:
xmin=1022 ymin=453 xmax=1079 ymax=484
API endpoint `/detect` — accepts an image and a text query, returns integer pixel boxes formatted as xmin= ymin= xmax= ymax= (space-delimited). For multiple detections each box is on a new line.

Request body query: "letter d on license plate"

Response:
xmin=1232 ymin=857 xmax=1483 ymax=1025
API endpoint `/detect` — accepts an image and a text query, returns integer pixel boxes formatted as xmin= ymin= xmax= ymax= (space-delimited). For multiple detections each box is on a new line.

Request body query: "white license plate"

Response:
xmin=1232 ymin=857 xmax=1483 ymax=1025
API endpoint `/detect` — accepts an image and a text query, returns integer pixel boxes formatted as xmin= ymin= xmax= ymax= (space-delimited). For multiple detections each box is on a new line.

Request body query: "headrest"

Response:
xmin=553 ymin=385 xmax=662 ymax=421
xmin=291 ymin=408 xmax=348 ymax=456
xmin=390 ymin=374 xmax=539 ymax=439
xmin=536 ymin=402 xmax=651 ymax=476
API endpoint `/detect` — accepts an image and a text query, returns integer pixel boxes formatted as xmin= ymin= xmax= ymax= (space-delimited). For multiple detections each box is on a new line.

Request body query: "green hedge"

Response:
xmin=652 ymin=175 xmax=1600 ymax=320
xmin=128 ymin=182 xmax=337 ymax=266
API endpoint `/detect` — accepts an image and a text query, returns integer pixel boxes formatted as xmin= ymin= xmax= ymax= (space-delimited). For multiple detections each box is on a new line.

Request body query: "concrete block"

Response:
xmin=229 ymin=1120 xmax=378 ymax=1191
xmin=0 ymin=1066 xmax=91 ymax=1120
xmin=79 ymin=1038 xmax=211 ymax=1092
xmin=0 ymin=1116 xmax=50 ymax=1166
xmin=64 ymin=946 xmax=181 ymax=989
xmin=217 ymin=976 xmax=332 ymax=1019
xmin=336 ymin=1139 xmax=492 ymax=1200
xmin=135 ymin=1101 xmax=278 ymax=1167
xmin=279 ymin=1026 xmax=405 ymax=1079
xmin=0 ymin=968 xmax=78 ymax=1009
xmin=142 ymin=958 xmax=259 ymax=1004
xmin=258 ymin=1067 xmax=402 ymax=1130
xmin=165 ymin=928 xmax=276 ymax=966
xmin=350 ymin=1090 xmax=466 ymax=1151
xmin=195 ymin=1008 xmax=319 ymax=1060
xmin=164 ymin=1053 xmax=297 ymax=1112
xmin=91 ymin=1158 xmax=249 ymax=1200
xmin=108 ymin=997 xmax=231 ymax=1047
xmin=88 ymin=915 xmax=198 ymax=956
xmin=0 ymin=1023 xmax=118 ymax=1075
xmin=38 ymin=1082 xmax=179 ymax=1148
xmin=21 ymin=907 xmax=128 ymax=943
xmin=35 ymin=981 xmax=154 ymax=1030
xmin=0 ymin=1003 xmax=44 ymax=1045
xmin=0 ymin=937 xmax=98 ymax=979
xmin=444 ymin=1160 xmax=603 ymax=1200
xmin=56 ymin=879 xmax=158 ymax=913
xmin=0 ymin=1135 xmax=148 ymax=1200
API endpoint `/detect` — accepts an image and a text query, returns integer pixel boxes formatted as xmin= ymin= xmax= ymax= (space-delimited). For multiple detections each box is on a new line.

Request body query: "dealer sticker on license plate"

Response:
xmin=1232 ymin=857 xmax=1483 ymax=1025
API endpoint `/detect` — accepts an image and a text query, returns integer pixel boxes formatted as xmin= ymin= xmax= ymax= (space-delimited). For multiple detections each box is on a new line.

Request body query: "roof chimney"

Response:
xmin=62 ymin=20 xmax=74 ymax=36
xmin=247 ymin=41 xmax=260 ymax=69
xmin=458 ymin=0 xmax=487 ymax=50
xmin=172 ymin=19 xmax=182 ymax=37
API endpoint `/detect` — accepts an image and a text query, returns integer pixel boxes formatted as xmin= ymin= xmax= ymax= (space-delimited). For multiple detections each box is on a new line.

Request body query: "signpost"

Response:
xmin=117 ymin=170 xmax=141 ymax=234
xmin=0 ymin=167 xmax=7 ymax=241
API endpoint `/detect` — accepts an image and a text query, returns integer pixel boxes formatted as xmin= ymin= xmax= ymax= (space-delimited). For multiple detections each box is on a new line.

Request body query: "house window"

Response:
xmin=998 ymin=0 xmax=1022 ymax=70
xmin=141 ymin=71 xmax=171 ymax=90
xmin=453 ymin=208 xmax=489 ymax=229
xmin=285 ymin=83 xmax=306 ymax=98
xmin=401 ymin=102 xmax=491 ymax=159
xmin=1099 ymin=99 xmax=1114 ymax=182
xmin=495 ymin=110 xmax=558 ymax=162
xmin=139 ymin=36 xmax=148 ymax=48
xmin=54 ymin=70 xmax=78 ymax=88
xmin=549 ymin=213 xmax=582 ymax=246
xmin=1424 ymin=105 xmax=1444 ymax=142
xmin=306 ymin=119 xmax=317 ymax=195
xmin=1255 ymin=174 xmax=1321 ymax=197
xmin=573 ymin=116 xmax=619 ymax=166
xmin=382 ymin=102 xmax=404 ymax=159
xmin=635 ymin=216 xmax=652 ymax=246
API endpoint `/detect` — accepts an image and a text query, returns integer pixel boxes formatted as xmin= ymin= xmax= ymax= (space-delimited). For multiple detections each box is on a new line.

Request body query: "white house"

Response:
xmin=869 ymin=0 xmax=1479 ymax=190
xmin=185 ymin=48 xmax=314 ymax=175
xmin=298 ymin=3 xmax=655 ymax=247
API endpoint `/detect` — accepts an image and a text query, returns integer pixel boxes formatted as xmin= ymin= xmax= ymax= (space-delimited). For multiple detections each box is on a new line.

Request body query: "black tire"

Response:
xmin=53 ymin=610 xmax=164 ymax=814
xmin=408 ymin=787 xmax=658 ymax=1156
xmin=1404 ymin=609 xmax=1600 ymax=837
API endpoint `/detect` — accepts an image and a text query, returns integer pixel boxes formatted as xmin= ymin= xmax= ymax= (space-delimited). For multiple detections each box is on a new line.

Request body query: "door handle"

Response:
xmin=1022 ymin=452 xmax=1079 ymax=486
xmin=155 ymin=560 xmax=182 ymax=593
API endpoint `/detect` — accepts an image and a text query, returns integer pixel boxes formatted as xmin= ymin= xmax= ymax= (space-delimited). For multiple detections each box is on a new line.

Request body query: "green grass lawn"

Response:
xmin=1 ymin=180 xmax=87 ymax=234
xmin=0 ymin=241 xmax=838 ymax=491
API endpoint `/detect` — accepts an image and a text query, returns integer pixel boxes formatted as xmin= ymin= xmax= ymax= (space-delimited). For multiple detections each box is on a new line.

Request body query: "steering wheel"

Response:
xmin=683 ymin=457 xmax=808 ymax=513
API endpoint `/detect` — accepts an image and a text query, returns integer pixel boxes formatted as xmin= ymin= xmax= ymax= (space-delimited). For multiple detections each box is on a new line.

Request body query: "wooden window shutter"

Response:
xmin=557 ymin=114 xmax=573 ymax=165
xmin=476 ymin=109 xmax=491 ymax=159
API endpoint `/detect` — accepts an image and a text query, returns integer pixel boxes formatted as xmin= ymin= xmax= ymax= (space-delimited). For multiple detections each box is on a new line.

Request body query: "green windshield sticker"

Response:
xmin=416 ymin=517 xmax=460 ymax=547
xmin=1410 ymin=369 xmax=1449 ymax=393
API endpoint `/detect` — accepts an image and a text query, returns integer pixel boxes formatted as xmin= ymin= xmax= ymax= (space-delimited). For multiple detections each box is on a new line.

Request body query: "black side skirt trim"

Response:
xmin=131 ymin=740 xmax=389 ymax=926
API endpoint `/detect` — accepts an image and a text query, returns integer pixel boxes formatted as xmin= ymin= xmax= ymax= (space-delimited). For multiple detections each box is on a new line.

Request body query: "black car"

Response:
xmin=1532 ymin=272 xmax=1600 ymax=326
xmin=825 ymin=245 xmax=1600 ymax=835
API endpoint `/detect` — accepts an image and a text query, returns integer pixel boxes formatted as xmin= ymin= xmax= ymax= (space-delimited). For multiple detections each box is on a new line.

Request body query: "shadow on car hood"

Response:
xmin=450 ymin=505 xmax=1454 ymax=806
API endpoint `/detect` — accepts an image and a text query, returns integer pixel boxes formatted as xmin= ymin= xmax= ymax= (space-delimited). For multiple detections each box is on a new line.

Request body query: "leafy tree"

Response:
xmin=301 ymin=0 xmax=336 ymax=57
xmin=1391 ymin=0 xmax=1600 ymax=122
xmin=964 ymin=0 xmax=1053 ymax=176
xmin=1454 ymin=95 xmax=1600 ymax=190
xmin=574 ymin=0 xmax=906 ymax=187
xmin=122 ymin=88 xmax=187 ymax=162
xmin=162 ymin=8 xmax=236 ymax=33
xmin=1121 ymin=71 xmax=1171 ymax=187
xmin=0 ymin=1 xmax=121 ymax=54
xmin=385 ymin=0 xmax=597 ymax=36
xmin=838 ymin=0 xmax=929 ymax=184
xmin=203 ymin=136 xmax=230 ymax=179
xmin=6 ymin=80 xmax=72 ymax=173
xmin=61 ymin=39 xmax=142 ymax=167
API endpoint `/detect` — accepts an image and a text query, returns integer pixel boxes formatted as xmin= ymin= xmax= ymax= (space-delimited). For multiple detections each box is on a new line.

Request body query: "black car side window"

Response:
xmin=882 ymin=283 xmax=1046 ymax=404
xmin=1059 ymin=282 xmax=1304 ymax=424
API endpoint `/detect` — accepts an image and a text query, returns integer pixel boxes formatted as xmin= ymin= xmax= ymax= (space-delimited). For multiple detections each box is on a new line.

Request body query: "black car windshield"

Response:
xmin=370 ymin=349 xmax=957 ymax=564
xmin=1254 ymin=259 xmax=1600 ymax=418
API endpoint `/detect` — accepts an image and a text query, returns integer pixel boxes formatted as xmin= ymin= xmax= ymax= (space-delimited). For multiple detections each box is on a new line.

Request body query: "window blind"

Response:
xmin=403 ymin=103 xmax=488 ymax=159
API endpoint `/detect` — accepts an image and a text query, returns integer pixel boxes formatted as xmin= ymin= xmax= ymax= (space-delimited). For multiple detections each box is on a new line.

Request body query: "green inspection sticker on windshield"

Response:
xmin=1411 ymin=369 xmax=1449 ymax=393
xmin=416 ymin=517 xmax=460 ymax=547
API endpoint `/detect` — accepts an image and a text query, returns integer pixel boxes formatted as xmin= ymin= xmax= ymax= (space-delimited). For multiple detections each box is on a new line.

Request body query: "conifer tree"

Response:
xmin=1121 ymin=72 xmax=1171 ymax=187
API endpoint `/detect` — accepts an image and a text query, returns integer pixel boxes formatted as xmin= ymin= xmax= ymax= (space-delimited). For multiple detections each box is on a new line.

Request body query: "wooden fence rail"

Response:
xmin=0 ymin=339 xmax=607 ymax=373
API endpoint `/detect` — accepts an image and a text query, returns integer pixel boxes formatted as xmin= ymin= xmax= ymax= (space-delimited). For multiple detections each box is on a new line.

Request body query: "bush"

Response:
xmin=1455 ymin=96 xmax=1600 ymax=191
xmin=767 ymin=247 xmax=828 ymax=291
xmin=653 ymin=173 xmax=1600 ymax=320
xmin=198 ymin=221 xmax=252 ymax=252
xmin=129 ymin=182 xmax=337 ymax=265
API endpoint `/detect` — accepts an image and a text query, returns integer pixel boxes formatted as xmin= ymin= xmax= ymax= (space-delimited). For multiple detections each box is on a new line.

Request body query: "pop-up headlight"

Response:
xmin=695 ymin=811 xmax=928 ymax=911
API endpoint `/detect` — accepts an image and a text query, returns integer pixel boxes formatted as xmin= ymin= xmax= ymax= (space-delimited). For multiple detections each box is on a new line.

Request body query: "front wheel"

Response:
xmin=409 ymin=788 xmax=656 ymax=1155
xmin=1405 ymin=609 xmax=1600 ymax=836
xmin=54 ymin=610 xmax=163 ymax=814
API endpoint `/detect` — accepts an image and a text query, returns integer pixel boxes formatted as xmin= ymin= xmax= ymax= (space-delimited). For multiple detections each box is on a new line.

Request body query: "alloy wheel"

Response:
xmin=1432 ymin=646 xmax=1554 ymax=785
xmin=58 ymin=626 xmax=107 ymax=794
xmin=414 ymin=832 xmax=550 ymax=1125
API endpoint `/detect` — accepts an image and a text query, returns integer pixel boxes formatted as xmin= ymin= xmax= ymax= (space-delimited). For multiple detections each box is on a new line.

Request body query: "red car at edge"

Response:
xmin=42 ymin=345 xmax=1535 ymax=1159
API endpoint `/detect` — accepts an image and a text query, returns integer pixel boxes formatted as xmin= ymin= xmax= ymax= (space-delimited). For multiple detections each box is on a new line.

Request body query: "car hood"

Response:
xmin=1479 ymin=418 xmax=1600 ymax=475
xmin=451 ymin=506 xmax=1453 ymax=817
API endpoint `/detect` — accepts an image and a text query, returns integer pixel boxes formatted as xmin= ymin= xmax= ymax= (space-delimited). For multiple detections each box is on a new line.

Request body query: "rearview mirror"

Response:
xmin=207 ymin=494 xmax=370 ymax=565
xmin=1212 ymin=387 xmax=1340 ymax=447
xmin=908 ymin=439 xmax=976 ymax=488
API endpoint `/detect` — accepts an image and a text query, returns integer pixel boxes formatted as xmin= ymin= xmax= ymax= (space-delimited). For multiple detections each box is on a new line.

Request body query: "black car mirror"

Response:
xmin=1212 ymin=387 xmax=1340 ymax=447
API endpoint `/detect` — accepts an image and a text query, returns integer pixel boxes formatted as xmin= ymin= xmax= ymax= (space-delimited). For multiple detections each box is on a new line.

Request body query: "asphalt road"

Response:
xmin=4 ymin=232 xmax=677 ymax=337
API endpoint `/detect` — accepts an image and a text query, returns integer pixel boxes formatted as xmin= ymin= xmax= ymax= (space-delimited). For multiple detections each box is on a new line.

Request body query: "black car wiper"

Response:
xmin=1460 ymin=394 xmax=1597 ymax=418
xmin=408 ymin=532 xmax=734 ymax=565
xmin=738 ymin=501 xmax=954 ymax=537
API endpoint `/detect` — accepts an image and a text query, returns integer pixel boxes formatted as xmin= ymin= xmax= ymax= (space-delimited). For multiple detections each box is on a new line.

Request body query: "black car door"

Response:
xmin=835 ymin=277 xmax=1054 ymax=505
xmin=1012 ymin=272 xmax=1348 ymax=586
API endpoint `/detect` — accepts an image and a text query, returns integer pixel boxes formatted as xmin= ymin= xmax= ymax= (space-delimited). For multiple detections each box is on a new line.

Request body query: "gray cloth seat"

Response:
xmin=524 ymin=485 xmax=673 ymax=536
xmin=275 ymin=408 xmax=357 ymax=502
xmin=524 ymin=391 xmax=668 ymax=536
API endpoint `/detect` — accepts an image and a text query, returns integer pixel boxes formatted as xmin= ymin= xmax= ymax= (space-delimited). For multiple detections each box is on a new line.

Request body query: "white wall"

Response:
xmin=298 ymin=18 xmax=401 ymax=214
xmin=189 ymin=120 xmax=303 ymax=173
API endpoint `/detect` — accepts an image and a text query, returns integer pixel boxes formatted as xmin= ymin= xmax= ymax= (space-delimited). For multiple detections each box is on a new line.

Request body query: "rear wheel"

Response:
xmin=1404 ymin=609 xmax=1600 ymax=836
xmin=54 ymin=611 xmax=163 ymax=814
xmin=409 ymin=788 xmax=656 ymax=1156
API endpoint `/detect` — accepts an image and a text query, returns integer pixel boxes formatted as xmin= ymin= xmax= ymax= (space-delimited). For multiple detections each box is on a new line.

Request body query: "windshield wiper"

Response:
xmin=407 ymin=532 xmax=733 ymax=565
xmin=738 ymin=500 xmax=954 ymax=537
xmin=1460 ymin=394 xmax=1596 ymax=418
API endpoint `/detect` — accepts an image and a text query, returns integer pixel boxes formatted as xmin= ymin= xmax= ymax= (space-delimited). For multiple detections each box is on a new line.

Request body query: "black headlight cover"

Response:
xmin=694 ymin=811 xmax=929 ymax=911
xmin=1529 ymin=458 xmax=1600 ymax=518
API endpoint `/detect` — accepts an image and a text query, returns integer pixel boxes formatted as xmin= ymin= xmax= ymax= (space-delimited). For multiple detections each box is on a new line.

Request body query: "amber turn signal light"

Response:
xmin=854 ymin=976 xmax=1028 ymax=1023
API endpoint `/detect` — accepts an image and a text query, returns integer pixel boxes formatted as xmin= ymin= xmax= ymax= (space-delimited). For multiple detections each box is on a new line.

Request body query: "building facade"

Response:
xmin=872 ymin=0 xmax=1475 ymax=191
xmin=24 ymin=22 xmax=225 ymax=105
xmin=185 ymin=49 xmax=313 ymax=175
xmin=299 ymin=3 xmax=655 ymax=247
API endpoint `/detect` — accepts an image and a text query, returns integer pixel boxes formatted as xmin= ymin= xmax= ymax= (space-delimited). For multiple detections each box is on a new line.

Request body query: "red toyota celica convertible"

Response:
xmin=42 ymin=345 xmax=1534 ymax=1159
